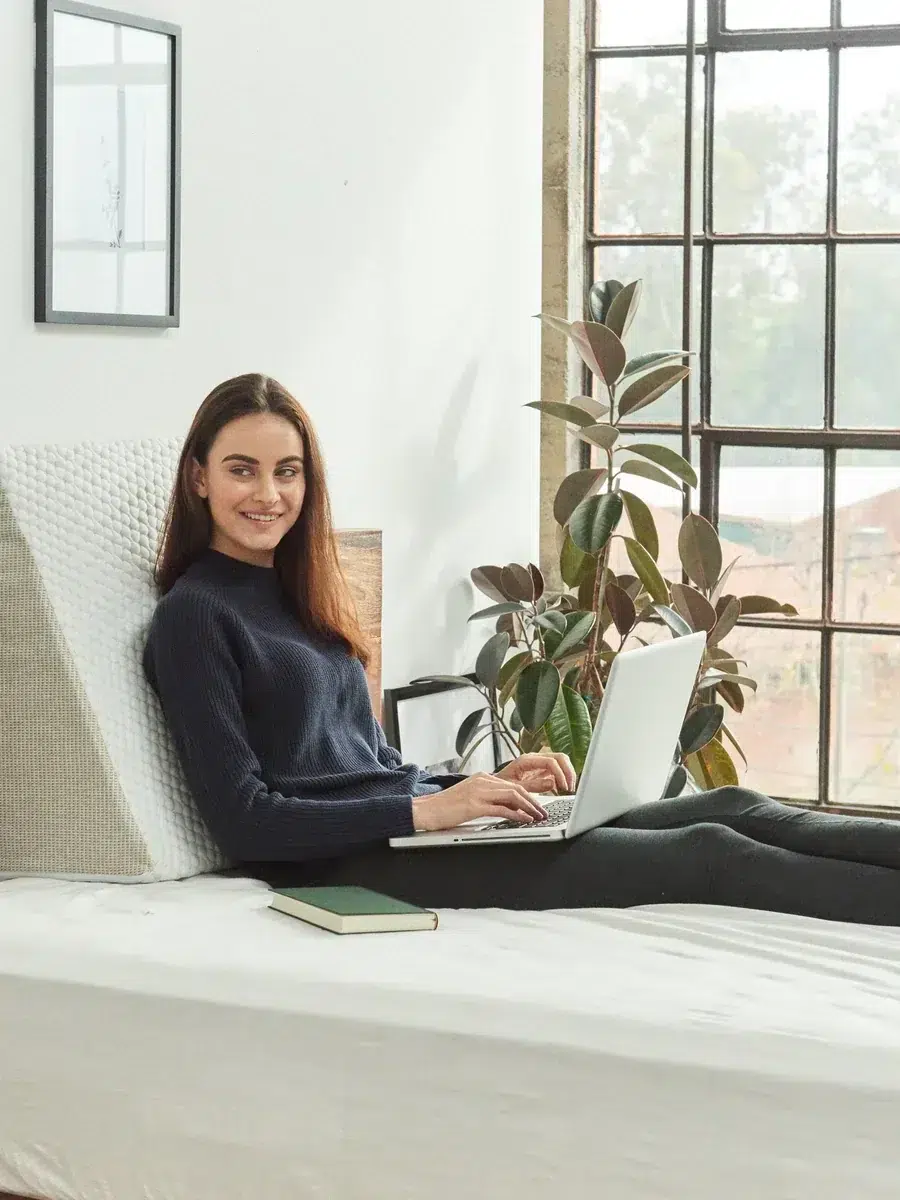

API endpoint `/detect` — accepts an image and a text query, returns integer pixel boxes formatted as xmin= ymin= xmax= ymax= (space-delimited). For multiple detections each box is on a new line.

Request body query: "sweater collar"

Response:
xmin=194 ymin=547 xmax=281 ymax=589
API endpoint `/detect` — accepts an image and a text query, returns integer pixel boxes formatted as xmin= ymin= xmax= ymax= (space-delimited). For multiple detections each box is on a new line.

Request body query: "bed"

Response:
xmin=3 ymin=874 xmax=900 ymax=1199
xmin=3 ymin=437 xmax=900 ymax=1198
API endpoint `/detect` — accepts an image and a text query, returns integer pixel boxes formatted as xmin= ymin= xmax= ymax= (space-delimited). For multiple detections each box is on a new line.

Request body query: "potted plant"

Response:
xmin=415 ymin=279 xmax=797 ymax=794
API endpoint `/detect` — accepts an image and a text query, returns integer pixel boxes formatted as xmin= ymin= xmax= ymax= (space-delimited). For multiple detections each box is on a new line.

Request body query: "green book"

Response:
xmin=268 ymin=885 xmax=438 ymax=935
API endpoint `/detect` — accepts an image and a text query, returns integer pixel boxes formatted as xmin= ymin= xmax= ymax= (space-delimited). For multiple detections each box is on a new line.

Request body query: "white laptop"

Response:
xmin=389 ymin=631 xmax=706 ymax=849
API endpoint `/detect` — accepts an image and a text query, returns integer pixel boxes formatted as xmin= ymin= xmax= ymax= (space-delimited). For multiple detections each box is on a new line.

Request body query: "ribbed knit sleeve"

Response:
xmin=145 ymin=593 xmax=416 ymax=862
xmin=374 ymin=720 xmax=404 ymax=771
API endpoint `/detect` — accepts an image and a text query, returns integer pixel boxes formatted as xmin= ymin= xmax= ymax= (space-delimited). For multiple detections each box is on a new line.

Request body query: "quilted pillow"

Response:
xmin=0 ymin=439 xmax=225 ymax=881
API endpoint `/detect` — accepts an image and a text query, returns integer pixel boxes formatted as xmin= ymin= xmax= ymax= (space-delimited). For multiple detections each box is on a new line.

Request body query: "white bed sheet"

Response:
xmin=2 ymin=875 xmax=900 ymax=1200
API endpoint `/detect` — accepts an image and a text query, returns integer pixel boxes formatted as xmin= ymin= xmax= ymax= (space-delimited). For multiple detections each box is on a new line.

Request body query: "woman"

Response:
xmin=144 ymin=373 xmax=900 ymax=924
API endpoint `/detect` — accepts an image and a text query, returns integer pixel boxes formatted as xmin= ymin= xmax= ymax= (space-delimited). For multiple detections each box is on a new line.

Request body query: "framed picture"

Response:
xmin=382 ymin=675 xmax=503 ymax=776
xmin=34 ymin=0 xmax=181 ymax=326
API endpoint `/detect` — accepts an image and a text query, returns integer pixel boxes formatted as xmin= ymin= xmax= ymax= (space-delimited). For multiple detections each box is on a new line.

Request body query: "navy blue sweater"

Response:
xmin=142 ymin=549 xmax=462 ymax=862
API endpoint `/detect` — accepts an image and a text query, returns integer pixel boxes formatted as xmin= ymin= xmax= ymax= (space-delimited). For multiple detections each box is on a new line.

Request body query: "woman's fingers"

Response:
xmin=474 ymin=774 xmax=544 ymax=819
xmin=501 ymin=779 xmax=547 ymax=819
xmin=519 ymin=753 xmax=575 ymax=793
xmin=482 ymin=777 xmax=547 ymax=820
xmin=551 ymin=752 xmax=578 ymax=792
xmin=519 ymin=769 xmax=560 ymax=795
xmin=484 ymin=804 xmax=535 ymax=823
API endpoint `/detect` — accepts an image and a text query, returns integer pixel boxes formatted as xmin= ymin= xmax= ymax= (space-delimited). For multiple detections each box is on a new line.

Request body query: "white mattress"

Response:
xmin=3 ymin=877 xmax=900 ymax=1200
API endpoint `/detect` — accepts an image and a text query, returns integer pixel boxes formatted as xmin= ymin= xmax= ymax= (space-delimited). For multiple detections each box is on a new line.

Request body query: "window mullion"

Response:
xmin=818 ymin=629 xmax=834 ymax=807
xmin=699 ymin=10 xmax=715 ymax=461
xmin=699 ymin=437 xmax=718 ymax=526
xmin=824 ymin=41 xmax=840 ymax=433
xmin=818 ymin=448 xmax=837 ymax=806
xmin=681 ymin=0 xmax=698 ymax=525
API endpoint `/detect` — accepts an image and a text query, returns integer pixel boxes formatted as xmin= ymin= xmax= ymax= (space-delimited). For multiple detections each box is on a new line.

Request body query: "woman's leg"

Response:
xmin=249 ymin=820 xmax=900 ymax=924
xmin=612 ymin=786 xmax=900 ymax=870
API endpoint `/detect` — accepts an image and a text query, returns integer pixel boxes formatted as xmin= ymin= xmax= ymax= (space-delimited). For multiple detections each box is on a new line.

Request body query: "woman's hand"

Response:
xmin=411 ymin=773 xmax=549 ymax=833
xmin=495 ymin=752 xmax=577 ymax=795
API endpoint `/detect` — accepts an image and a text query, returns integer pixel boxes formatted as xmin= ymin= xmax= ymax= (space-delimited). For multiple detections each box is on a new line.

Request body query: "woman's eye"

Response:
xmin=229 ymin=466 xmax=300 ymax=479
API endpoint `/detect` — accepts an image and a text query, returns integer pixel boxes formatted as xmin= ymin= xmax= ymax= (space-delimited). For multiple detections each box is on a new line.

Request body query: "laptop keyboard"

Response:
xmin=492 ymin=795 xmax=576 ymax=831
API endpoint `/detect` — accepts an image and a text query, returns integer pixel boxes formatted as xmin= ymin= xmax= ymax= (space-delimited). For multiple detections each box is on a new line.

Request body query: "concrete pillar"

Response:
xmin=540 ymin=0 xmax=587 ymax=585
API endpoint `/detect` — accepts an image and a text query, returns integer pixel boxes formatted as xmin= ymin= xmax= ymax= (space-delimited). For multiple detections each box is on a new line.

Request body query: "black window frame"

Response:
xmin=585 ymin=0 xmax=900 ymax=809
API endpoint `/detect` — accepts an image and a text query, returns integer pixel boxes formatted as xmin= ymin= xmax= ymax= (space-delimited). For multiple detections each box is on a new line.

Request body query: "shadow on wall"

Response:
xmin=392 ymin=360 xmax=518 ymax=670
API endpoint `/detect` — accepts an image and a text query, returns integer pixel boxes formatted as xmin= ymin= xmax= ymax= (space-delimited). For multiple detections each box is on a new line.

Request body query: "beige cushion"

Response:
xmin=0 ymin=439 xmax=225 ymax=881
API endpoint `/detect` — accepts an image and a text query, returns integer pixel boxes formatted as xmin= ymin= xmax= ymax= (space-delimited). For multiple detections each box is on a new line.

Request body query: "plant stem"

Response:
xmin=576 ymin=536 xmax=612 ymax=698
xmin=512 ymin=612 xmax=525 ymax=649
xmin=576 ymin=432 xmax=618 ymax=698
xmin=459 ymin=726 xmax=505 ymax=772
xmin=485 ymin=685 xmax=522 ymax=759
xmin=496 ymin=724 xmax=521 ymax=760
xmin=517 ymin=609 xmax=540 ymax=656
xmin=532 ymin=607 xmax=546 ymax=658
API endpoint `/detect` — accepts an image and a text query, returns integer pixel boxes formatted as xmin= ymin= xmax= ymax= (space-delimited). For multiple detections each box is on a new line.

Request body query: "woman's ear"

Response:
xmin=190 ymin=457 xmax=208 ymax=499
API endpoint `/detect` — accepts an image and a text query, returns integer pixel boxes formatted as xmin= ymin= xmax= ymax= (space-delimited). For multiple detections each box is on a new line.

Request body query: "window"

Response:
xmin=587 ymin=0 xmax=900 ymax=808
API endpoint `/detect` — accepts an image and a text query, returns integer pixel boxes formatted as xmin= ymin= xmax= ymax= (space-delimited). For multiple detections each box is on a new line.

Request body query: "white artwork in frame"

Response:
xmin=384 ymin=680 xmax=500 ymax=776
xmin=35 ymin=0 xmax=181 ymax=326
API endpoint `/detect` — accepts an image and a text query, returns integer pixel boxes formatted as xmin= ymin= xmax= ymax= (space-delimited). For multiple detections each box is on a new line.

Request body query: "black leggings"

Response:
xmin=248 ymin=788 xmax=900 ymax=926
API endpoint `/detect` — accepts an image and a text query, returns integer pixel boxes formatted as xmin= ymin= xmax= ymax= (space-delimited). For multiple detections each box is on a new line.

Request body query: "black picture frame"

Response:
xmin=382 ymin=674 xmax=503 ymax=775
xmin=34 ymin=0 xmax=182 ymax=327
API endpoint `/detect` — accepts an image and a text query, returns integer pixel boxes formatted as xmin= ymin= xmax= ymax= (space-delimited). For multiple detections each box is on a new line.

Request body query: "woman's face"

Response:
xmin=191 ymin=412 xmax=306 ymax=567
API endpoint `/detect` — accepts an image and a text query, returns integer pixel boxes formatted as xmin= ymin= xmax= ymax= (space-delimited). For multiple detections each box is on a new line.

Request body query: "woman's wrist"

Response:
xmin=411 ymin=796 xmax=431 ymax=832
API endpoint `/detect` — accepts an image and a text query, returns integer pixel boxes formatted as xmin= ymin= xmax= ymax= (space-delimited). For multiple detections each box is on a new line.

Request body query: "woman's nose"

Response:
xmin=253 ymin=476 xmax=280 ymax=504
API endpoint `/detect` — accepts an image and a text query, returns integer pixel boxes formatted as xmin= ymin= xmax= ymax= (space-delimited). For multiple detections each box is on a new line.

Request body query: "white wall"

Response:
xmin=0 ymin=0 xmax=543 ymax=686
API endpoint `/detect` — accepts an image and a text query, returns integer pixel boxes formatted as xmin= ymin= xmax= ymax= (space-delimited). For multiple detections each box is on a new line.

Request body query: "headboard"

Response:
xmin=336 ymin=529 xmax=383 ymax=718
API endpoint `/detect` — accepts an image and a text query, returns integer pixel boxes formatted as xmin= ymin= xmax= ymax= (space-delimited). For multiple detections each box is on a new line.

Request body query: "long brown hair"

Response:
xmin=154 ymin=373 xmax=369 ymax=665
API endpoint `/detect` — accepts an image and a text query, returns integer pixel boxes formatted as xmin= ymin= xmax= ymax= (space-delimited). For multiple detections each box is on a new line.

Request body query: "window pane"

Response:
xmin=593 ymin=55 xmax=704 ymax=235
xmin=594 ymin=0 xmax=693 ymax=46
xmin=835 ymin=246 xmax=900 ymax=428
xmin=121 ymin=25 xmax=170 ymax=62
xmin=713 ymin=51 xmax=828 ymax=233
xmin=842 ymin=0 xmax=900 ymax=25
xmin=725 ymin=0 xmax=830 ymax=28
xmin=721 ymin=626 xmax=820 ymax=802
xmin=123 ymin=85 xmax=169 ymax=243
xmin=52 ymin=248 xmax=118 ymax=314
xmin=838 ymin=48 xmax=900 ymax=233
xmin=711 ymin=245 xmax=825 ymax=427
xmin=834 ymin=452 xmax=900 ymax=624
xmin=592 ymin=245 xmax=701 ymax=422
xmin=54 ymin=11 xmax=115 ymax=64
xmin=718 ymin=446 xmax=823 ymax=618
xmin=123 ymin=249 xmax=167 ymax=316
xmin=831 ymin=635 xmax=900 ymax=807
xmin=600 ymin=434 xmax=699 ymax=580
xmin=594 ymin=57 xmax=686 ymax=234
xmin=53 ymin=84 xmax=119 ymax=243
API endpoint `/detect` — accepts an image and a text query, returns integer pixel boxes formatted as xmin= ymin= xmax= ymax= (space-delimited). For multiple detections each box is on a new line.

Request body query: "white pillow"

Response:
xmin=0 ymin=438 xmax=225 ymax=881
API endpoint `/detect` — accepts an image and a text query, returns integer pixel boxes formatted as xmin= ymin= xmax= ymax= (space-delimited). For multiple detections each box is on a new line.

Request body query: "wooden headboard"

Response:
xmin=336 ymin=529 xmax=383 ymax=718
